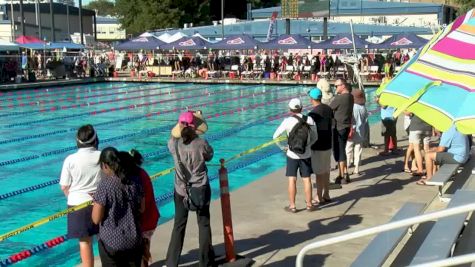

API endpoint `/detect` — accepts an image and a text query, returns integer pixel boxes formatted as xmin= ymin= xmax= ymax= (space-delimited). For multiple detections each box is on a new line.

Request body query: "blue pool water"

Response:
xmin=0 ymin=82 xmax=379 ymax=266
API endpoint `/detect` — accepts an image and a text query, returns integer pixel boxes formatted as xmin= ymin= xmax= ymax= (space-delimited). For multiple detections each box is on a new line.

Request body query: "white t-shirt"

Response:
xmin=273 ymin=114 xmax=318 ymax=159
xmin=60 ymin=147 xmax=102 ymax=205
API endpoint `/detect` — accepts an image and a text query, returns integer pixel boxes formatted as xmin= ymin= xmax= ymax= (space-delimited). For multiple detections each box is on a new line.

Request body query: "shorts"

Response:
xmin=311 ymin=149 xmax=332 ymax=175
xmin=435 ymin=152 xmax=459 ymax=165
xmin=286 ymin=157 xmax=312 ymax=178
xmin=67 ymin=205 xmax=99 ymax=239
xmin=333 ymin=127 xmax=350 ymax=162
xmin=409 ymin=130 xmax=431 ymax=145
xmin=381 ymin=119 xmax=396 ymax=137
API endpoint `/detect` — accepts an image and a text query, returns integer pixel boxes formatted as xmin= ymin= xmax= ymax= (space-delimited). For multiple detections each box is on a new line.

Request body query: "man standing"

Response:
xmin=273 ymin=98 xmax=318 ymax=212
xmin=60 ymin=124 xmax=101 ymax=267
xmin=329 ymin=79 xmax=354 ymax=184
xmin=308 ymin=88 xmax=334 ymax=205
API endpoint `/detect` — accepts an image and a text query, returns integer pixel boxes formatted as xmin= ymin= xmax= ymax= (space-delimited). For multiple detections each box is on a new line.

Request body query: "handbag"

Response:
xmin=174 ymin=139 xmax=208 ymax=211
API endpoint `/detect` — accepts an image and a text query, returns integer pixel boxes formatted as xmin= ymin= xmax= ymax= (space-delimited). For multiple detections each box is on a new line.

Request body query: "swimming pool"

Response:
xmin=0 ymin=82 xmax=379 ymax=266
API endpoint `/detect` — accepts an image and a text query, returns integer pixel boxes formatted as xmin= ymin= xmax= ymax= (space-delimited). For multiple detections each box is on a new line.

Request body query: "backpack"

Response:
xmin=288 ymin=115 xmax=310 ymax=154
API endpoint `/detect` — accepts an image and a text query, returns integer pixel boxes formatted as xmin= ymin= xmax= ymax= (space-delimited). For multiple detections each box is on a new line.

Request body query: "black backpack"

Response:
xmin=288 ymin=115 xmax=310 ymax=154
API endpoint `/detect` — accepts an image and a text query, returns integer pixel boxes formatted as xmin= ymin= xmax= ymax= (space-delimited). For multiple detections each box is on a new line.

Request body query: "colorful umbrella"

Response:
xmin=376 ymin=8 xmax=475 ymax=134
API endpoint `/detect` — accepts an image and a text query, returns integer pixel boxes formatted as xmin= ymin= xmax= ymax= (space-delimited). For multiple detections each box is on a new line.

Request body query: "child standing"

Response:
xmin=92 ymin=147 xmax=144 ymax=267
xmin=126 ymin=149 xmax=160 ymax=267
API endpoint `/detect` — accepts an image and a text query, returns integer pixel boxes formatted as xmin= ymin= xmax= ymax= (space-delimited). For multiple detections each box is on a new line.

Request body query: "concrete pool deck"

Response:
xmin=131 ymin=119 xmax=470 ymax=266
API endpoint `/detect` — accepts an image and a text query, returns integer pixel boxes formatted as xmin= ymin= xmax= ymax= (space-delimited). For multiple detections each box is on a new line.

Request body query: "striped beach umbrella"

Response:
xmin=376 ymin=8 xmax=475 ymax=134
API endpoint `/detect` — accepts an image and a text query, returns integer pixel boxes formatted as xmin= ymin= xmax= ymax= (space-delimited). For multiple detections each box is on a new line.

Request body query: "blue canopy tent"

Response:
xmin=369 ymin=33 xmax=429 ymax=49
xmin=161 ymin=36 xmax=210 ymax=50
xmin=115 ymin=36 xmax=166 ymax=51
xmin=209 ymin=34 xmax=261 ymax=50
xmin=313 ymin=34 xmax=371 ymax=49
xmin=19 ymin=42 xmax=84 ymax=50
xmin=260 ymin=34 xmax=314 ymax=49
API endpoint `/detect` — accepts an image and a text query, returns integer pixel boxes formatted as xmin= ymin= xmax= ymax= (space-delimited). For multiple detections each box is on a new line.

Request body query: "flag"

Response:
xmin=266 ymin=12 xmax=278 ymax=42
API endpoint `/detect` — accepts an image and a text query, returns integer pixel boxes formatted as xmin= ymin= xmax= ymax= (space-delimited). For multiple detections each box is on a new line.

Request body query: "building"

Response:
xmin=152 ymin=1 xmax=456 ymax=41
xmin=252 ymin=1 xmax=457 ymax=28
xmin=96 ymin=16 xmax=126 ymax=42
xmin=0 ymin=2 xmax=95 ymax=42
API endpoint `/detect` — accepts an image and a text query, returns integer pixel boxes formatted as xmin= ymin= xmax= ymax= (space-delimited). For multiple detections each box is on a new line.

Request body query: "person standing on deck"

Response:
xmin=60 ymin=124 xmax=101 ymax=267
xmin=329 ymin=79 xmax=354 ymax=184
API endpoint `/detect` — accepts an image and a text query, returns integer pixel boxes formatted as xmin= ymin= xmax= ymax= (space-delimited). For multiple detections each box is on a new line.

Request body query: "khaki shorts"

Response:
xmin=311 ymin=149 xmax=332 ymax=175
xmin=409 ymin=130 xmax=431 ymax=145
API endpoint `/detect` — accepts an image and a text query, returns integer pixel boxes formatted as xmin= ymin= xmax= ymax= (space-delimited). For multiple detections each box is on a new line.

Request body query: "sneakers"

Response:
xmin=334 ymin=174 xmax=351 ymax=185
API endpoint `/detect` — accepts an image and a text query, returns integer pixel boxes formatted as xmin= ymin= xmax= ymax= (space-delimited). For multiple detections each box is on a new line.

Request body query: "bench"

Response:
xmin=425 ymin=163 xmax=461 ymax=200
xmin=350 ymin=202 xmax=425 ymax=267
xmin=408 ymin=190 xmax=475 ymax=265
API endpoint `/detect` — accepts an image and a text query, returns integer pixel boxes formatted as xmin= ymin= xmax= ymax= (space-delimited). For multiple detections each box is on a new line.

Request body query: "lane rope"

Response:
xmin=3 ymin=85 xmax=254 ymax=128
xmin=0 ymin=100 xmax=302 ymax=200
xmin=0 ymin=136 xmax=286 ymax=243
xmin=0 ymin=88 xmax=297 ymax=167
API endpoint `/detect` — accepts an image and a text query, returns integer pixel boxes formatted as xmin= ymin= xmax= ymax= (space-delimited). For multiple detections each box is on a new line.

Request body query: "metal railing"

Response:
xmin=296 ymin=202 xmax=475 ymax=267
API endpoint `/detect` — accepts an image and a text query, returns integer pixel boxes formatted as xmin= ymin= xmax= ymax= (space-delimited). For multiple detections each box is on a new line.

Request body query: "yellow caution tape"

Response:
xmin=0 ymin=136 xmax=287 ymax=242
xmin=223 ymin=135 xmax=286 ymax=163
xmin=0 ymin=201 xmax=92 ymax=242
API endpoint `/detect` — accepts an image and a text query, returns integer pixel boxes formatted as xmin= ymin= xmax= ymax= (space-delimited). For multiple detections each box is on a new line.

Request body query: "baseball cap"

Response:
xmin=308 ymin=88 xmax=322 ymax=100
xmin=288 ymin=98 xmax=302 ymax=109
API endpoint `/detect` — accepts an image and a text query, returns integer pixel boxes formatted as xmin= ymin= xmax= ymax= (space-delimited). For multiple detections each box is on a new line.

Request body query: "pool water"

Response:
xmin=0 ymin=82 xmax=379 ymax=266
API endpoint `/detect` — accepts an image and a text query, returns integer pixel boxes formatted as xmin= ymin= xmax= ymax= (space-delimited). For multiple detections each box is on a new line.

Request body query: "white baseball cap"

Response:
xmin=288 ymin=98 xmax=302 ymax=109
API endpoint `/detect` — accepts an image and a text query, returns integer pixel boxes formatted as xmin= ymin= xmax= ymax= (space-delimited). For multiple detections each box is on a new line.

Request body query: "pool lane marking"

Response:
xmin=0 ymin=84 xmax=208 ymax=117
xmin=0 ymin=83 xmax=136 ymax=103
xmin=0 ymin=102 xmax=307 ymax=201
xmin=0 ymin=136 xmax=287 ymax=243
xmin=0 ymin=87 xmax=298 ymax=145
xmin=0 ymin=88 xmax=299 ymax=166
xmin=3 ymin=84 xmax=258 ymax=128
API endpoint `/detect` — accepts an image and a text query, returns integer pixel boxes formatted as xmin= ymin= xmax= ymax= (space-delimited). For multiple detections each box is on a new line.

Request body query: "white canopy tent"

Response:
xmin=157 ymin=33 xmax=172 ymax=42
xmin=0 ymin=39 xmax=19 ymax=51
xmin=166 ymin=32 xmax=188 ymax=43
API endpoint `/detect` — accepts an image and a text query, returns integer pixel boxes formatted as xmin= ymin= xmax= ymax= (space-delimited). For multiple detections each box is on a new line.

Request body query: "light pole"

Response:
xmin=49 ymin=0 xmax=55 ymax=41
xmin=36 ymin=0 xmax=42 ymax=39
xmin=221 ymin=0 xmax=224 ymax=39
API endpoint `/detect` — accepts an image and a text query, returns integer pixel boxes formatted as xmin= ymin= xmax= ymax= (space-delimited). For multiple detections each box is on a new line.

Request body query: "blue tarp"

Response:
xmin=19 ymin=42 xmax=84 ymax=50
xmin=161 ymin=37 xmax=210 ymax=50
xmin=115 ymin=36 xmax=166 ymax=51
xmin=369 ymin=33 xmax=429 ymax=49
xmin=209 ymin=34 xmax=261 ymax=50
xmin=260 ymin=34 xmax=314 ymax=49
xmin=313 ymin=34 xmax=371 ymax=49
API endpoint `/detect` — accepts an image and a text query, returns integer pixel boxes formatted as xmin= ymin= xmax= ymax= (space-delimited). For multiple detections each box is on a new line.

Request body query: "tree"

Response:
xmin=453 ymin=0 xmax=475 ymax=15
xmin=85 ymin=0 xmax=116 ymax=16
xmin=115 ymin=0 xmax=211 ymax=35
xmin=250 ymin=0 xmax=281 ymax=9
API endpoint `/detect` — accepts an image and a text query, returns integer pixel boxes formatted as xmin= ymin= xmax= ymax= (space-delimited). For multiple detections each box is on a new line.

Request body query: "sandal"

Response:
xmin=412 ymin=172 xmax=426 ymax=177
xmin=284 ymin=206 xmax=297 ymax=213
xmin=416 ymin=179 xmax=428 ymax=185
xmin=306 ymin=205 xmax=317 ymax=212
xmin=403 ymin=168 xmax=412 ymax=173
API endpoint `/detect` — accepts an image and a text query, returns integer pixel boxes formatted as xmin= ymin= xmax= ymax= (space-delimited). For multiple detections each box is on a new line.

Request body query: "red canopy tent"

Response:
xmin=15 ymin=36 xmax=44 ymax=44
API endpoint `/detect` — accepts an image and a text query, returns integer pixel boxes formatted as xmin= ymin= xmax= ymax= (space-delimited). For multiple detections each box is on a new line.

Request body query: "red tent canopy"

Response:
xmin=15 ymin=36 xmax=44 ymax=44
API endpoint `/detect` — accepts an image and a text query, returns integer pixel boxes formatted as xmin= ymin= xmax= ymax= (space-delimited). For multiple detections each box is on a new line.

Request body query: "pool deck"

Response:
xmin=0 ymin=77 xmax=382 ymax=91
xmin=109 ymin=118 xmax=471 ymax=266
